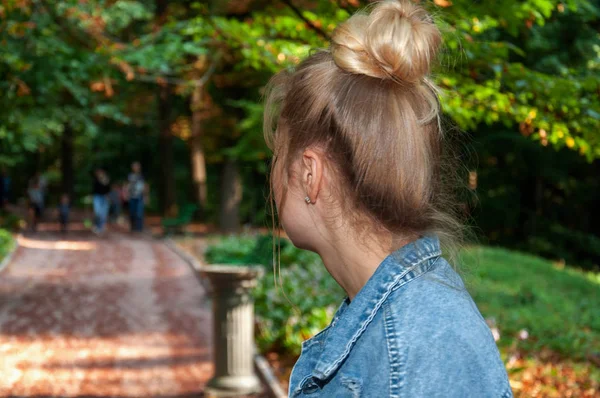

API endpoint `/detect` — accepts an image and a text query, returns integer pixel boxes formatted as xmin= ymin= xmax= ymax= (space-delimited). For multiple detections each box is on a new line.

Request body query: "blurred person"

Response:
xmin=108 ymin=182 xmax=122 ymax=224
xmin=39 ymin=172 xmax=48 ymax=214
xmin=264 ymin=1 xmax=512 ymax=397
xmin=58 ymin=194 xmax=70 ymax=234
xmin=92 ymin=168 xmax=110 ymax=235
xmin=121 ymin=180 xmax=129 ymax=207
xmin=27 ymin=176 xmax=43 ymax=231
xmin=127 ymin=162 xmax=145 ymax=232
xmin=30 ymin=172 xmax=47 ymax=218
xmin=0 ymin=167 xmax=10 ymax=208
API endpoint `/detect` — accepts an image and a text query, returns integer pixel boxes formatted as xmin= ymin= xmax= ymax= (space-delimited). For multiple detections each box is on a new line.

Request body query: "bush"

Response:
xmin=205 ymin=233 xmax=344 ymax=355
xmin=205 ymin=234 xmax=274 ymax=266
xmin=0 ymin=228 xmax=14 ymax=262
xmin=0 ymin=211 xmax=22 ymax=232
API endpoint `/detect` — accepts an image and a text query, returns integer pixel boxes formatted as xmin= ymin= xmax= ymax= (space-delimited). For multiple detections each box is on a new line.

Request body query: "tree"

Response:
xmin=1 ymin=0 xmax=598 ymax=260
xmin=0 ymin=0 xmax=147 ymax=196
xmin=155 ymin=0 xmax=177 ymax=216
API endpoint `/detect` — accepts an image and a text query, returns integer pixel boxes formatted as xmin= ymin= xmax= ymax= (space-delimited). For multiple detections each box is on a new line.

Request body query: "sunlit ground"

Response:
xmin=0 ymin=227 xmax=213 ymax=397
xmin=17 ymin=235 xmax=97 ymax=251
xmin=0 ymin=333 xmax=211 ymax=397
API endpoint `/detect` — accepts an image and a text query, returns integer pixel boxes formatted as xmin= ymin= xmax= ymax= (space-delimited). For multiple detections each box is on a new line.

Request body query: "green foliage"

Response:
xmin=0 ymin=212 xmax=22 ymax=232
xmin=205 ymin=234 xmax=344 ymax=355
xmin=191 ymin=0 xmax=600 ymax=160
xmin=471 ymin=127 xmax=600 ymax=270
xmin=205 ymin=235 xmax=261 ymax=264
xmin=222 ymin=100 xmax=270 ymax=164
xmin=2 ymin=0 xmax=598 ymax=159
xmin=435 ymin=0 xmax=600 ymax=159
xmin=97 ymin=1 xmax=152 ymax=34
xmin=0 ymin=228 xmax=15 ymax=262
xmin=1 ymin=0 xmax=599 ymax=266
xmin=0 ymin=1 xmax=142 ymax=159
xmin=206 ymin=234 xmax=600 ymax=362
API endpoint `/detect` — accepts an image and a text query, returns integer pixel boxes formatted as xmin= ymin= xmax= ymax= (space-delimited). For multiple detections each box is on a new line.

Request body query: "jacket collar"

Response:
xmin=312 ymin=235 xmax=442 ymax=381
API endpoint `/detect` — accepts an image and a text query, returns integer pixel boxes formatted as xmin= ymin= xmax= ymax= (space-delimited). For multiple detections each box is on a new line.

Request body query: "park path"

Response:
xmin=0 ymin=227 xmax=213 ymax=397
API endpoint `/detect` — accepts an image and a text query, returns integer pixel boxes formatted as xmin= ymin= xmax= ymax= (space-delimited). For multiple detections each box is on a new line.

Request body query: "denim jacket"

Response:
xmin=289 ymin=236 xmax=513 ymax=397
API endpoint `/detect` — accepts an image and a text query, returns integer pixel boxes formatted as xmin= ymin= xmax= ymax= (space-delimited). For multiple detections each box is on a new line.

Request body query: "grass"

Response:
xmin=462 ymin=246 xmax=599 ymax=361
xmin=463 ymin=246 xmax=600 ymax=396
xmin=0 ymin=228 xmax=15 ymax=263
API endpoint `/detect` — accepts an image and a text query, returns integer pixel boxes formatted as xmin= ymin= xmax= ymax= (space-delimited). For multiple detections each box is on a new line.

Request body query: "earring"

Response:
xmin=304 ymin=196 xmax=311 ymax=204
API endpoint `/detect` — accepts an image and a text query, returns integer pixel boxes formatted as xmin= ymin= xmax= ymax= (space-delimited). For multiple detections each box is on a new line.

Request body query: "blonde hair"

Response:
xmin=265 ymin=0 xmax=465 ymax=258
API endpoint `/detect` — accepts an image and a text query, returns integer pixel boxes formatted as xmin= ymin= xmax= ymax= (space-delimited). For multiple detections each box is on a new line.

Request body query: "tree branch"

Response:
xmin=279 ymin=0 xmax=330 ymax=40
xmin=132 ymin=56 xmax=219 ymax=88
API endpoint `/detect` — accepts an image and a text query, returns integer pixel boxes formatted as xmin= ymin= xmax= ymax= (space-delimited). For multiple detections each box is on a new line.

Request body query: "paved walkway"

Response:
xmin=0 ymin=226 xmax=212 ymax=397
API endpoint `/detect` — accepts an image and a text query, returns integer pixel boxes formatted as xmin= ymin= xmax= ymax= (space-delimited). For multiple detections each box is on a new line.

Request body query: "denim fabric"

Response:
xmin=289 ymin=236 xmax=513 ymax=398
xmin=93 ymin=195 xmax=109 ymax=232
xmin=129 ymin=197 xmax=144 ymax=232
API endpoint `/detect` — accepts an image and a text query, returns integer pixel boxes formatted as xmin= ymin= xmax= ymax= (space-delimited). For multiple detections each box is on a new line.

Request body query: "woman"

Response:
xmin=264 ymin=1 xmax=512 ymax=397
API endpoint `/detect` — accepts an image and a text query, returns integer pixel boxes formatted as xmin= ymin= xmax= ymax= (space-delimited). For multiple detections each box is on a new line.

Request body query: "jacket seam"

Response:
xmin=390 ymin=256 xmax=442 ymax=294
xmin=383 ymin=301 xmax=402 ymax=398
xmin=398 ymin=250 xmax=441 ymax=270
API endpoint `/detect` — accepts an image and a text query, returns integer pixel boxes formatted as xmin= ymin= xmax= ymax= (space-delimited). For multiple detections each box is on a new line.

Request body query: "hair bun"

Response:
xmin=331 ymin=0 xmax=442 ymax=83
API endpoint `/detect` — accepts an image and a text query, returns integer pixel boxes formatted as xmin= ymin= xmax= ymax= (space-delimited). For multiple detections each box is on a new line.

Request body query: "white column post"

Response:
xmin=201 ymin=265 xmax=263 ymax=396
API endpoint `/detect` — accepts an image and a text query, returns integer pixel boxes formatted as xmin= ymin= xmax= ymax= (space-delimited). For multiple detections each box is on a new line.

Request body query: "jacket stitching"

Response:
xmin=383 ymin=301 xmax=402 ymax=398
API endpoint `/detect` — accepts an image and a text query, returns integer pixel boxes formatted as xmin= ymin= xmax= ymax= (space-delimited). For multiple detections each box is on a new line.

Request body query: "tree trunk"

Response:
xmin=532 ymin=176 xmax=543 ymax=236
xmin=61 ymin=124 xmax=74 ymax=200
xmin=156 ymin=0 xmax=176 ymax=216
xmin=158 ymin=84 xmax=176 ymax=215
xmin=591 ymin=161 xmax=600 ymax=236
xmin=219 ymin=159 xmax=242 ymax=233
xmin=190 ymin=83 xmax=208 ymax=219
xmin=156 ymin=0 xmax=168 ymax=23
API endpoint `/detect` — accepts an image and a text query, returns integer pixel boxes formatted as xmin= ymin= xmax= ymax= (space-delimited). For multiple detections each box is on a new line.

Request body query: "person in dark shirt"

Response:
xmin=1 ymin=168 xmax=9 ymax=209
xmin=127 ymin=162 xmax=146 ymax=232
xmin=92 ymin=168 xmax=110 ymax=235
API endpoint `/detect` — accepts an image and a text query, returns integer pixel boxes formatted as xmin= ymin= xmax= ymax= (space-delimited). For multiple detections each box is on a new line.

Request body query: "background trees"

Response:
xmin=1 ymin=0 xmax=599 ymax=267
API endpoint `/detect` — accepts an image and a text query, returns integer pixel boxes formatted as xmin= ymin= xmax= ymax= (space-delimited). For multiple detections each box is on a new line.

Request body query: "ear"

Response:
xmin=302 ymin=148 xmax=324 ymax=204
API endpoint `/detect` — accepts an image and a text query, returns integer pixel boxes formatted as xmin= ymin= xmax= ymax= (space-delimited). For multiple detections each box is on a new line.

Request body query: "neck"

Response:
xmin=316 ymin=228 xmax=394 ymax=301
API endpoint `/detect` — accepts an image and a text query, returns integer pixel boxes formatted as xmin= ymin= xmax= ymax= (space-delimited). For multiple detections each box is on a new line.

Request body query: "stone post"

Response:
xmin=200 ymin=265 xmax=264 ymax=396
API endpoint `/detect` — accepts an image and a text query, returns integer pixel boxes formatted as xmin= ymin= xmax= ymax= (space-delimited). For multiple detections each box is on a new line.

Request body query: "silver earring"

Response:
xmin=304 ymin=196 xmax=311 ymax=204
